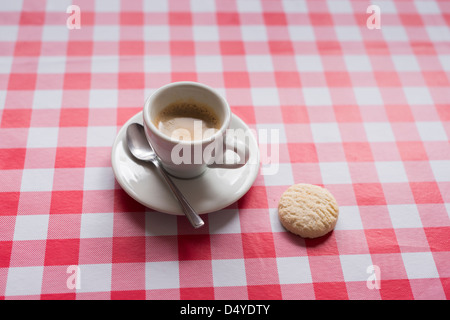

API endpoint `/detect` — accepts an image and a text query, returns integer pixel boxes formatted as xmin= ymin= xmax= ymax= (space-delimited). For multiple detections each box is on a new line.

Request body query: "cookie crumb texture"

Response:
xmin=278 ymin=184 xmax=339 ymax=238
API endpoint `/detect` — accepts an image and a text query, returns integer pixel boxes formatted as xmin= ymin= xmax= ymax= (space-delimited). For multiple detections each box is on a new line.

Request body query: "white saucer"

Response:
xmin=111 ymin=111 xmax=260 ymax=215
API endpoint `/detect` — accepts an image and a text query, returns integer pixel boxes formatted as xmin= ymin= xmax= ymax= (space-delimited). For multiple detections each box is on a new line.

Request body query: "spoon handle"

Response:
xmin=152 ymin=160 xmax=205 ymax=228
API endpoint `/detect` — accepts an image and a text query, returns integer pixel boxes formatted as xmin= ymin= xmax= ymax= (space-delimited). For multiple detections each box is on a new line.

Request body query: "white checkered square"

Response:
xmin=345 ymin=55 xmax=373 ymax=71
xmin=80 ymin=213 xmax=114 ymax=238
xmin=334 ymin=206 xmax=364 ymax=231
xmin=93 ymin=26 xmax=120 ymax=41
xmin=86 ymin=126 xmax=117 ymax=147
xmin=375 ymin=161 xmax=408 ymax=183
xmin=403 ymin=87 xmax=434 ymax=105
xmin=416 ymin=122 xmax=448 ymax=141
xmin=209 ymin=209 xmax=241 ymax=234
xmin=95 ymin=0 xmax=120 ymax=12
xmin=78 ymin=264 xmax=112 ymax=293
xmin=392 ymin=55 xmax=421 ymax=72
xmin=33 ymin=90 xmax=63 ymax=109
xmin=303 ymin=87 xmax=332 ymax=106
xmin=282 ymin=0 xmax=308 ymax=13
xmin=276 ymin=257 xmax=312 ymax=284
xmin=38 ymin=56 xmax=66 ymax=74
xmin=251 ymin=88 xmax=280 ymax=106
xmin=89 ymin=89 xmax=118 ymax=109
xmin=402 ymin=252 xmax=440 ymax=279
xmin=0 ymin=26 xmax=18 ymax=41
xmin=191 ymin=0 xmax=216 ymax=12
xmin=144 ymin=55 xmax=171 ymax=73
xmin=212 ymin=259 xmax=247 ymax=287
xmin=21 ymin=168 xmax=54 ymax=192
xmin=364 ymin=123 xmax=395 ymax=142
xmin=430 ymin=160 xmax=450 ymax=182
xmin=353 ymin=87 xmax=383 ymax=106
xmin=340 ymin=254 xmax=373 ymax=282
xmin=193 ymin=25 xmax=219 ymax=41
xmin=241 ymin=25 xmax=267 ymax=41
xmin=84 ymin=167 xmax=116 ymax=190
xmin=387 ymin=205 xmax=423 ymax=229
xmin=295 ymin=55 xmax=323 ymax=72
xmin=335 ymin=26 xmax=362 ymax=42
xmin=320 ymin=162 xmax=352 ymax=184
xmin=327 ymin=0 xmax=353 ymax=13
xmin=6 ymin=266 xmax=44 ymax=296
xmin=91 ymin=56 xmax=119 ymax=73
xmin=196 ymin=55 xmax=223 ymax=72
xmin=245 ymin=55 xmax=274 ymax=72
xmin=145 ymin=211 xmax=178 ymax=236
xmin=311 ymin=123 xmax=342 ymax=142
xmin=13 ymin=215 xmax=49 ymax=241
xmin=382 ymin=26 xmax=408 ymax=41
xmin=288 ymin=26 xmax=315 ymax=41
xmin=145 ymin=261 xmax=180 ymax=289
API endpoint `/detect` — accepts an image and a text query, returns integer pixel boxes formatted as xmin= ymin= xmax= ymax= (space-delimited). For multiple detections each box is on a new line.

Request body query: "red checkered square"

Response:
xmin=274 ymin=72 xmax=301 ymax=88
xmin=223 ymin=72 xmax=250 ymax=88
xmin=8 ymin=73 xmax=36 ymax=90
xmin=112 ymin=237 xmax=146 ymax=263
xmin=114 ymin=189 xmax=146 ymax=213
xmin=67 ymin=41 xmax=93 ymax=56
xmin=14 ymin=41 xmax=41 ymax=56
xmin=179 ymin=287 xmax=214 ymax=300
xmin=50 ymin=191 xmax=83 ymax=214
xmin=305 ymin=233 xmax=339 ymax=256
xmin=55 ymin=147 xmax=86 ymax=168
xmin=59 ymin=108 xmax=89 ymax=127
xmin=379 ymin=280 xmax=414 ymax=300
xmin=410 ymin=182 xmax=444 ymax=204
xmin=220 ymin=41 xmax=245 ymax=55
xmin=0 ymin=148 xmax=26 ymax=169
xmin=238 ymin=186 xmax=268 ymax=209
xmin=0 ymin=192 xmax=20 ymax=216
xmin=120 ymin=41 xmax=144 ymax=56
xmin=44 ymin=239 xmax=80 ymax=266
xmin=288 ymin=143 xmax=319 ymax=163
xmin=247 ymin=284 xmax=282 ymax=299
xmin=19 ymin=11 xmax=45 ymax=25
xmin=242 ymin=233 xmax=276 ymax=258
xmin=397 ymin=141 xmax=429 ymax=161
xmin=111 ymin=290 xmax=146 ymax=300
xmin=365 ymin=229 xmax=401 ymax=254
xmin=120 ymin=12 xmax=144 ymax=25
xmin=424 ymin=227 xmax=450 ymax=252
xmin=118 ymin=72 xmax=145 ymax=89
xmin=313 ymin=282 xmax=348 ymax=300
xmin=217 ymin=12 xmax=240 ymax=25
xmin=0 ymin=241 xmax=12 ymax=268
xmin=63 ymin=73 xmax=91 ymax=90
xmin=280 ymin=106 xmax=309 ymax=124
xmin=343 ymin=142 xmax=374 ymax=162
xmin=353 ymin=183 xmax=387 ymax=206
xmin=178 ymin=234 xmax=211 ymax=261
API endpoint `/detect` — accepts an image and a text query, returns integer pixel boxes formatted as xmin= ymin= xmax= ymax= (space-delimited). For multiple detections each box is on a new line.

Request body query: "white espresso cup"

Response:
xmin=143 ymin=82 xmax=250 ymax=179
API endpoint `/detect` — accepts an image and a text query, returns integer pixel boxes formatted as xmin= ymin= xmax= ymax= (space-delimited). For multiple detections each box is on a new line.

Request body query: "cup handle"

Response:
xmin=207 ymin=137 xmax=250 ymax=169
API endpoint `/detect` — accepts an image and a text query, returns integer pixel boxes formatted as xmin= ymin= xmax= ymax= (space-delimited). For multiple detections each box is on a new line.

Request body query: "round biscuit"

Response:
xmin=278 ymin=184 xmax=339 ymax=238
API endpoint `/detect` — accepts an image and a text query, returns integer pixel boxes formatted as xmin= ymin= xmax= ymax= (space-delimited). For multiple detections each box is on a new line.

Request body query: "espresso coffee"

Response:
xmin=153 ymin=102 xmax=220 ymax=141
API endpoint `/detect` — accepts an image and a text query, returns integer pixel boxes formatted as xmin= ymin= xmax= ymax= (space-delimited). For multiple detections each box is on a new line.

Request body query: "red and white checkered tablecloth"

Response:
xmin=0 ymin=0 xmax=449 ymax=301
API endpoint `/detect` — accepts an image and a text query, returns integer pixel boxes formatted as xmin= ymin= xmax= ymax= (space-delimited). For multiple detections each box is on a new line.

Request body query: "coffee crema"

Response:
xmin=153 ymin=102 xmax=220 ymax=141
